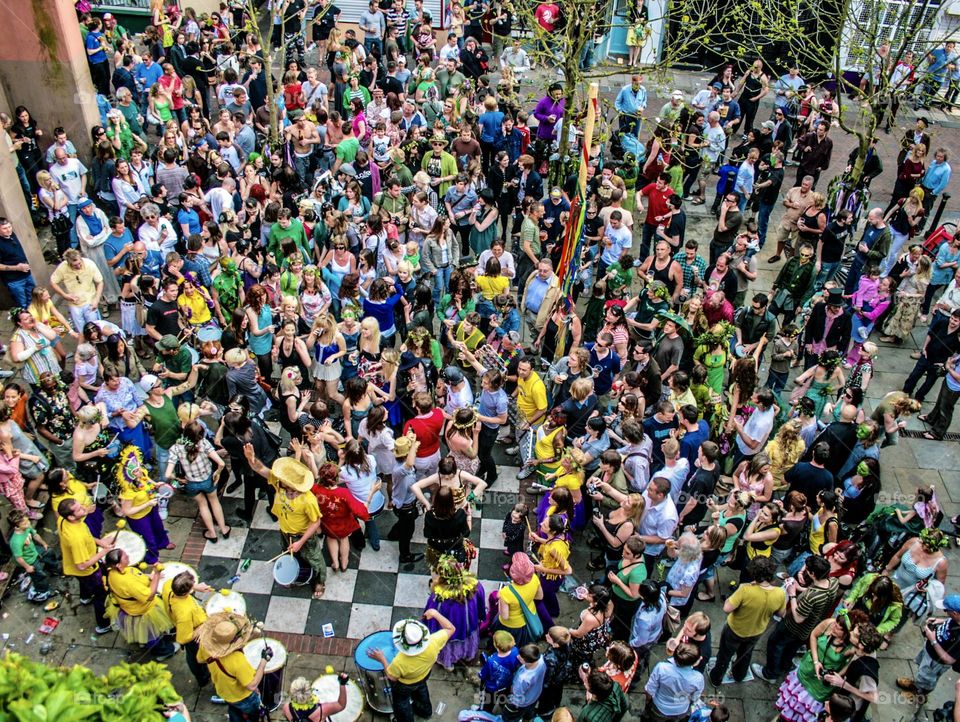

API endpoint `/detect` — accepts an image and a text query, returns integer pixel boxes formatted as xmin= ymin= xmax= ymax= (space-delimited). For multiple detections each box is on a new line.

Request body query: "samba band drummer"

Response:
xmin=102 ymin=547 xmax=178 ymax=660
xmin=161 ymin=570 xmax=225 ymax=704
xmin=243 ymin=445 xmax=327 ymax=600
xmin=116 ymin=445 xmax=174 ymax=564
xmin=196 ymin=611 xmax=270 ymax=720
xmin=283 ymin=674 xmax=351 ymax=721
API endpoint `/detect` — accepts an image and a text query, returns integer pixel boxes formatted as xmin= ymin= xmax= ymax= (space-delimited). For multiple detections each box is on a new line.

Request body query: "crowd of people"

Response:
xmin=3 ymin=1 xmax=960 ymax=721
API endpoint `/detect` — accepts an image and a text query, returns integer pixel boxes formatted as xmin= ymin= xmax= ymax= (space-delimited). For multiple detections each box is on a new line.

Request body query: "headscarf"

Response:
xmin=508 ymin=552 xmax=534 ymax=585
xmin=78 ymin=199 xmax=104 ymax=236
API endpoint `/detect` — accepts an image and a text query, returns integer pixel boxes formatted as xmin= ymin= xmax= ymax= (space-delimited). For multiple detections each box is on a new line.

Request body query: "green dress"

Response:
xmin=469 ymin=208 xmax=499 ymax=257
xmin=695 ymin=346 xmax=727 ymax=395
xmin=803 ymin=378 xmax=834 ymax=420
xmin=793 ymin=633 xmax=850 ymax=702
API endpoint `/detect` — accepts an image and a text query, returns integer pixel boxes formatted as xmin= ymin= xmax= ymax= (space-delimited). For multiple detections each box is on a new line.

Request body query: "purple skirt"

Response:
xmin=425 ymin=584 xmax=486 ymax=667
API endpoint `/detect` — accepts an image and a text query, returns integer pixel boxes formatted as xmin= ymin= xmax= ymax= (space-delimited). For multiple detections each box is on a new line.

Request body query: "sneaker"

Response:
xmin=751 ymin=663 xmax=778 ymax=683
xmin=210 ymin=695 xmax=227 ymax=705
xmin=79 ymin=596 xmax=93 ymax=605
xmin=505 ymin=446 xmax=519 ymax=456
xmin=94 ymin=624 xmax=114 ymax=635
xmin=0 ymin=370 xmax=14 ymax=379
xmin=155 ymin=642 xmax=181 ymax=661
xmin=31 ymin=590 xmax=54 ymax=603
xmin=19 ymin=575 xmax=31 ymax=592
xmin=857 ymin=327 xmax=869 ymax=341
xmin=516 ymin=466 xmax=535 ymax=480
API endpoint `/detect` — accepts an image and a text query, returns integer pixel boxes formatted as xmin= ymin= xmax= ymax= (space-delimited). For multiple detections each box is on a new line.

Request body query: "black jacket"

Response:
xmin=803 ymin=302 xmax=852 ymax=352
xmin=506 ymin=166 xmax=543 ymax=207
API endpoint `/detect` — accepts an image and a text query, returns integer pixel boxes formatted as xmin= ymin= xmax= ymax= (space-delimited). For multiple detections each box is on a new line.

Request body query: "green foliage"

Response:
xmin=0 ymin=653 xmax=181 ymax=722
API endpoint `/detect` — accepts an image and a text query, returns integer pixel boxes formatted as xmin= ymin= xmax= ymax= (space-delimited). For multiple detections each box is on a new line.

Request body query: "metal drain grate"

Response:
xmin=899 ymin=429 xmax=960 ymax=442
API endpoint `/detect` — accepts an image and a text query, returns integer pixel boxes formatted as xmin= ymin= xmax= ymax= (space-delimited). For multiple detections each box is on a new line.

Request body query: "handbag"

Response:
xmin=506 ymin=583 xmax=543 ymax=640
xmin=50 ymin=214 xmax=72 ymax=236
xmin=662 ymin=603 xmax=682 ymax=637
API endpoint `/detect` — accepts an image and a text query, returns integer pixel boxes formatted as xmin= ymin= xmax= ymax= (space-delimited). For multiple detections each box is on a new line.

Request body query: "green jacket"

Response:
xmin=773 ymin=256 xmax=816 ymax=306
xmin=843 ymin=572 xmax=904 ymax=635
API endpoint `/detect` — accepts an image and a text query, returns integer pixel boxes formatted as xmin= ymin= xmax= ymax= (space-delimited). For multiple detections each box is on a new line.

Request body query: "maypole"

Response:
xmin=554 ymin=82 xmax=599 ymax=359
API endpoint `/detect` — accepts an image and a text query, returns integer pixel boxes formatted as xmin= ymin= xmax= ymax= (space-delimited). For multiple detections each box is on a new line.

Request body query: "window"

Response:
xmin=844 ymin=0 xmax=943 ymax=69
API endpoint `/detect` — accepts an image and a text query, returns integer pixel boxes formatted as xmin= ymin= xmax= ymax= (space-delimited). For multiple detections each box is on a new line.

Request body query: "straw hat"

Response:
xmin=392 ymin=618 xmax=431 ymax=656
xmin=197 ymin=611 xmax=255 ymax=658
xmin=269 ymin=457 xmax=315 ymax=493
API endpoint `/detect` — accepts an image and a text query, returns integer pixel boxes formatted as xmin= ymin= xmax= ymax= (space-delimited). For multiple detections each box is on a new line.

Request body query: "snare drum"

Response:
xmin=104 ymin=436 xmax=121 ymax=458
xmin=311 ymin=675 xmax=364 ymax=722
xmin=205 ymin=589 xmax=247 ymax=616
xmin=273 ymin=553 xmax=313 ymax=587
xmin=367 ymin=490 xmax=385 ymax=516
xmin=243 ymin=638 xmax=287 ymax=711
xmin=113 ymin=530 xmax=146 ymax=566
xmin=158 ymin=562 xmax=198 ymax=593
xmin=354 ymin=630 xmax=396 ymax=714
xmin=196 ymin=325 xmax=223 ymax=344
xmin=154 ymin=483 xmax=175 ymax=501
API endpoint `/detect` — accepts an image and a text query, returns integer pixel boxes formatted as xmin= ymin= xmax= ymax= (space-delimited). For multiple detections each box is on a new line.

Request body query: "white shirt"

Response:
xmin=439 ymin=44 xmax=460 ymax=63
xmin=639 ymin=494 xmax=678 ymax=555
xmin=204 ymin=187 xmax=233 ymax=222
xmin=477 ymin=250 xmax=516 ymax=278
xmin=50 ymin=158 xmax=88 ymax=203
xmin=661 ymin=459 xmax=691 ymax=502
xmin=702 ymin=125 xmax=727 ymax=162
xmin=138 ymin=219 xmax=177 ymax=255
xmin=444 ymin=382 xmax=474 ymax=416
xmin=737 ymin=405 xmax=775 ymax=456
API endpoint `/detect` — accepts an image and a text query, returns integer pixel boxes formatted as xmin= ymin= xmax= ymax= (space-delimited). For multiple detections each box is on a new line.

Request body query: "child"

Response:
xmin=598 ymin=640 xmax=638 ymax=693
xmin=9 ymin=510 xmax=56 ymax=602
xmin=502 ymin=502 xmax=528 ymax=557
xmin=161 ymin=571 xmax=217 ymax=694
xmin=842 ymin=461 xmax=870 ymax=500
xmin=537 ymin=626 xmax=574 ymax=717
xmin=479 ymin=630 xmax=520 ymax=712
xmin=847 ymin=276 xmax=894 ymax=365
xmin=690 ymin=702 xmax=730 ymax=722
xmin=767 ymin=324 xmax=799 ymax=395
xmin=689 ymin=364 xmax=712 ymax=419
xmin=160 ymin=251 xmax=184 ymax=284
xmin=404 ymin=240 xmax=422 ymax=275
xmin=667 ymin=370 xmax=696 ymax=410
xmin=504 ymin=644 xmax=546 ymax=722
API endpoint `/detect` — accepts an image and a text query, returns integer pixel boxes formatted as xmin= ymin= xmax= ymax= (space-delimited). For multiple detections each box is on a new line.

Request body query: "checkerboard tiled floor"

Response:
xmin=189 ymin=471 xmax=526 ymax=641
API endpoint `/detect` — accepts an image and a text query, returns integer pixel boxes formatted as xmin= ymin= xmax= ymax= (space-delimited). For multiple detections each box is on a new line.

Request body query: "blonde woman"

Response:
xmin=277 ymin=366 xmax=310 ymax=439
xmin=307 ymin=313 xmax=346 ymax=404
xmin=764 ymin=419 xmax=806 ymax=491
xmin=36 ymin=170 xmax=72 ymax=257
xmin=882 ymin=186 xmax=926 ymax=275
xmin=882 ymin=252 xmax=932 ymax=343
xmin=27 ymin=287 xmax=75 ymax=363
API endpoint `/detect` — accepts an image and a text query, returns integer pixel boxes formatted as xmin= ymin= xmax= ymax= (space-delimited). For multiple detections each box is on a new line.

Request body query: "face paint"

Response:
xmin=856 ymin=461 xmax=870 ymax=477
xmin=856 ymin=423 xmax=871 ymax=440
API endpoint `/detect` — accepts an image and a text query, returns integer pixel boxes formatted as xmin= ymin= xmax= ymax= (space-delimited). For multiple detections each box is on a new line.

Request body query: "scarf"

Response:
xmin=80 ymin=210 xmax=104 ymax=237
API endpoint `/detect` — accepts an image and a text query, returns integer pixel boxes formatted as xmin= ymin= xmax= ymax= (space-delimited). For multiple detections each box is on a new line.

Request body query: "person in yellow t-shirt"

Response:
xmin=522 ymin=407 xmax=566 ymax=484
xmin=495 ymin=551 xmax=544 ymax=646
xmin=102 ymin=548 xmax=177 ymax=659
xmin=244 ymin=448 xmax=327 ymax=600
xmin=533 ymin=515 xmax=572 ymax=624
xmin=508 ymin=358 xmax=548 ymax=468
xmin=177 ymin=274 xmax=214 ymax=326
xmin=116 ymin=445 xmax=173 ymax=565
xmin=48 ymin=468 xmax=103 ymax=537
xmin=707 ymin=556 xmax=786 ymax=686
xmin=56 ymin=498 xmax=114 ymax=634
xmin=162 ymin=571 xmax=222 ymax=700
xmin=197 ymin=611 xmax=269 ymax=717
xmin=366 ymin=610 xmax=454 ymax=722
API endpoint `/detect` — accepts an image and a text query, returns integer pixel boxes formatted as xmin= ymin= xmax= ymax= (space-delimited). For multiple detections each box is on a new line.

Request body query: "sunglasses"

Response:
xmin=334 ymin=245 xmax=346 ymax=250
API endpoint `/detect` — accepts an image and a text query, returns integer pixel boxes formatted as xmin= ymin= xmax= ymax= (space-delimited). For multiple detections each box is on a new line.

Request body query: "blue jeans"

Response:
xmin=5 ymin=275 xmax=35 ymax=308
xmin=293 ymin=152 xmax=313 ymax=184
xmin=757 ymin=201 xmax=775 ymax=247
xmin=67 ymin=202 xmax=79 ymax=246
xmin=364 ymin=37 xmax=383 ymax=56
xmin=431 ymin=266 xmax=451 ymax=306
xmin=814 ymin=261 xmax=840 ymax=290
xmin=228 ymin=691 xmax=263 ymax=722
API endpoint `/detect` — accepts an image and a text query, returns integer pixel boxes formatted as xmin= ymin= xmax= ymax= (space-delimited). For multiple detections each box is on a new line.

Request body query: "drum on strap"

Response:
xmin=91 ymin=482 xmax=111 ymax=505
xmin=157 ymin=562 xmax=198 ymax=594
xmin=205 ymin=589 xmax=247 ymax=616
xmin=354 ymin=630 xmax=396 ymax=714
xmin=113 ymin=530 xmax=146 ymax=566
xmin=243 ymin=637 xmax=287 ymax=711
xmin=311 ymin=675 xmax=364 ymax=722
xmin=273 ymin=553 xmax=314 ymax=587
